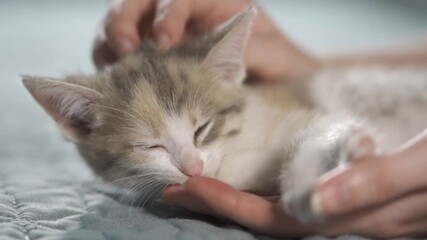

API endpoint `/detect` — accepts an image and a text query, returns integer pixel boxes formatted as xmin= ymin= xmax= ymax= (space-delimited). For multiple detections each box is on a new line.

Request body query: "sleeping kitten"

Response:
xmin=22 ymin=7 xmax=427 ymax=223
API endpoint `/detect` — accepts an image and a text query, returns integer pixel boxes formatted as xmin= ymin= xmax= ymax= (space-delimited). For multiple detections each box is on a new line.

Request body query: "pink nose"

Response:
xmin=179 ymin=147 xmax=203 ymax=177
xmin=180 ymin=159 xmax=203 ymax=177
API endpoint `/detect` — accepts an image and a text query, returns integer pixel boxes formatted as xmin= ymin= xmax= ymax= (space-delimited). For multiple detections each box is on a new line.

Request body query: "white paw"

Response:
xmin=281 ymin=187 xmax=319 ymax=224
xmin=281 ymin=126 xmax=377 ymax=224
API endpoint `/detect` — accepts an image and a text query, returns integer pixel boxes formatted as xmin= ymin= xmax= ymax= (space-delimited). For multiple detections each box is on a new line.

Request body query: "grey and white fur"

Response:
xmin=22 ymin=7 xmax=427 ymax=223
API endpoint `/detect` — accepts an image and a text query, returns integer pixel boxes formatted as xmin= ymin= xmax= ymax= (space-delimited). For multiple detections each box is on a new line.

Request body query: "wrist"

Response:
xmin=275 ymin=36 xmax=321 ymax=80
xmin=246 ymin=35 xmax=321 ymax=81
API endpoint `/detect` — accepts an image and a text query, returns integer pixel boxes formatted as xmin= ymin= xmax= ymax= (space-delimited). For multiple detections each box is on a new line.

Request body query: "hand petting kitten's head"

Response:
xmin=23 ymin=7 xmax=256 ymax=194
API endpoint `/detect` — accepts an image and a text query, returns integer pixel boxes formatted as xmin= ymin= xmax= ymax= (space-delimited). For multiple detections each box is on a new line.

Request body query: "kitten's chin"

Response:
xmin=172 ymin=175 xmax=189 ymax=186
xmin=168 ymin=182 xmax=184 ymax=187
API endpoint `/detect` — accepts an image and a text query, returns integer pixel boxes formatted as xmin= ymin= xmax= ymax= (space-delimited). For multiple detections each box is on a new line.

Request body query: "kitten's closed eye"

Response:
xmin=194 ymin=120 xmax=212 ymax=144
xmin=147 ymin=145 xmax=167 ymax=151
xmin=133 ymin=143 xmax=167 ymax=152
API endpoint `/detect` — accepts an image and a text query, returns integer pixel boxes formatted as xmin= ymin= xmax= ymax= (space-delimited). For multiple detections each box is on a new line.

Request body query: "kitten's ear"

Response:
xmin=22 ymin=76 xmax=103 ymax=143
xmin=202 ymin=6 xmax=257 ymax=85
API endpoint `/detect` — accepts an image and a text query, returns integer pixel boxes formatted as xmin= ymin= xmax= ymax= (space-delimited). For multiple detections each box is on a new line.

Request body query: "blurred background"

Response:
xmin=1 ymin=0 xmax=427 ymax=177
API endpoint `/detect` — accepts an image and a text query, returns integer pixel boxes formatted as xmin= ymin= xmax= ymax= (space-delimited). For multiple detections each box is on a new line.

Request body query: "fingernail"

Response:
xmin=311 ymin=181 xmax=352 ymax=216
xmin=155 ymin=33 xmax=171 ymax=51
xmin=115 ymin=38 xmax=134 ymax=56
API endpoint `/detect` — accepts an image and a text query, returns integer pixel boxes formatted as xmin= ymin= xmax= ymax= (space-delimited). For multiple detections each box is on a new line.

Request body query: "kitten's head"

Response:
xmin=23 ymin=7 xmax=256 ymax=194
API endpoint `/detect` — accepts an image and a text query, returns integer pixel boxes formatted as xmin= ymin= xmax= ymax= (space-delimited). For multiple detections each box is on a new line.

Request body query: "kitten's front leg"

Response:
xmin=280 ymin=118 xmax=376 ymax=224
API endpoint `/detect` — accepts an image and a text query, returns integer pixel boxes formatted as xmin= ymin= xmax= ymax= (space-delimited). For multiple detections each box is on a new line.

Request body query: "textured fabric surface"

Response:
xmin=0 ymin=131 xmax=371 ymax=240
xmin=2 ymin=1 xmax=427 ymax=239
xmin=0 ymin=161 xmax=275 ymax=240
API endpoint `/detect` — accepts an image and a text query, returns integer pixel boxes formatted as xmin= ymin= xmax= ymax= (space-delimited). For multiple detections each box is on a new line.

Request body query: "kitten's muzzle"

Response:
xmin=178 ymin=147 xmax=204 ymax=177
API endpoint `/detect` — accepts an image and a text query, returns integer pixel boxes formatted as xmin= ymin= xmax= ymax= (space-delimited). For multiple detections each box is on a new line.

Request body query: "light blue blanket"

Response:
xmin=0 ymin=142 xmax=367 ymax=240
xmin=0 ymin=150 xmax=275 ymax=240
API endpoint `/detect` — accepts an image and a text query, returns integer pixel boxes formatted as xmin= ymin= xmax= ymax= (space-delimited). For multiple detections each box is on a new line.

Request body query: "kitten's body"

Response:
xmin=23 ymin=8 xmax=427 ymax=223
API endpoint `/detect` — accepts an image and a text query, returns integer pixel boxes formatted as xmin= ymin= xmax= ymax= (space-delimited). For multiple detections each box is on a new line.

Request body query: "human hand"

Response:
xmin=161 ymin=177 xmax=314 ymax=238
xmin=92 ymin=0 xmax=318 ymax=80
xmin=161 ymin=131 xmax=427 ymax=238
xmin=311 ymin=129 xmax=427 ymax=237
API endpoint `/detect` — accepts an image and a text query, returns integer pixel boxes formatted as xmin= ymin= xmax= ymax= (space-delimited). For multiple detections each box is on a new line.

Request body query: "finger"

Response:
xmin=152 ymin=0 xmax=248 ymax=49
xmin=185 ymin=177 xmax=312 ymax=237
xmin=105 ymin=0 xmax=155 ymax=56
xmin=316 ymin=188 xmax=427 ymax=238
xmin=152 ymin=0 xmax=192 ymax=50
xmin=264 ymin=196 xmax=280 ymax=202
xmin=160 ymin=185 xmax=213 ymax=215
xmin=313 ymin=130 xmax=427 ymax=217
xmin=186 ymin=0 xmax=256 ymax=34
xmin=92 ymin=36 xmax=118 ymax=69
xmin=405 ymin=219 xmax=427 ymax=237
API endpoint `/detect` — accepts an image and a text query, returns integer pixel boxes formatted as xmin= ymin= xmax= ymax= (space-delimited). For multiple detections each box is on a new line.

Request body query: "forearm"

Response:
xmin=322 ymin=37 xmax=427 ymax=66
xmin=263 ymin=35 xmax=427 ymax=81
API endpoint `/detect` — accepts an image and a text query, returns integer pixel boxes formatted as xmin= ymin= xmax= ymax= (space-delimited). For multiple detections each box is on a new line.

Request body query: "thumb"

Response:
xmin=312 ymin=130 xmax=427 ymax=217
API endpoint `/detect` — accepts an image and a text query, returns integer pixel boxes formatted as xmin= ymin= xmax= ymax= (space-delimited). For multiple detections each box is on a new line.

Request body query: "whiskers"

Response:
xmin=102 ymin=171 xmax=181 ymax=217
